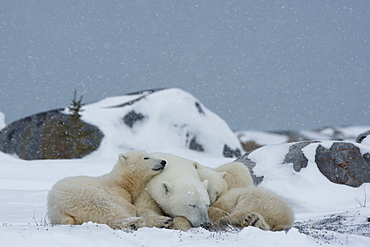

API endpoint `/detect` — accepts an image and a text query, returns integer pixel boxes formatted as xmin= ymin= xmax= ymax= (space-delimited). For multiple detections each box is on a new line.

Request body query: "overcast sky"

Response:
xmin=1 ymin=0 xmax=369 ymax=131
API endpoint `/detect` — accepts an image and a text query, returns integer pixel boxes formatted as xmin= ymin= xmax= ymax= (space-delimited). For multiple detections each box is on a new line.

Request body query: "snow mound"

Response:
xmin=80 ymin=88 xmax=242 ymax=158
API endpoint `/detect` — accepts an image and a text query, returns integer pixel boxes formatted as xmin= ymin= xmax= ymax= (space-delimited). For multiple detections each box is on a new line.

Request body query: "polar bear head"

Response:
xmin=113 ymin=150 xmax=167 ymax=180
xmin=215 ymin=161 xmax=254 ymax=189
xmin=193 ymin=162 xmax=227 ymax=205
xmin=158 ymin=179 xmax=211 ymax=228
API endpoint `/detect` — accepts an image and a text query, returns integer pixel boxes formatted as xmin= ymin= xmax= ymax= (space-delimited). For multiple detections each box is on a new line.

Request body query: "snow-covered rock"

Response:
xmin=242 ymin=141 xmax=370 ymax=213
xmin=0 ymin=88 xmax=242 ymax=159
xmin=81 ymin=88 xmax=242 ymax=158
xmin=236 ymin=126 xmax=370 ymax=152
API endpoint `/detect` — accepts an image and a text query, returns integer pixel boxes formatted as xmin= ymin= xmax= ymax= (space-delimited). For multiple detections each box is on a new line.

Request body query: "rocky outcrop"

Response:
xmin=0 ymin=88 xmax=242 ymax=159
xmin=237 ymin=141 xmax=370 ymax=188
xmin=315 ymin=142 xmax=370 ymax=187
xmin=0 ymin=110 xmax=104 ymax=160
xmin=237 ymin=126 xmax=370 ymax=153
xmin=356 ymin=130 xmax=370 ymax=144
xmin=283 ymin=141 xmax=320 ymax=172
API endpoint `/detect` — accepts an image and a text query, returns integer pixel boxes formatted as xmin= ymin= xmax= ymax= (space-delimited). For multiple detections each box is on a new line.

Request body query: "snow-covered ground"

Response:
xmin=0 ymin=89 xmax=369 ymax=246
xmin=1 ymin=142 xmax=370 ymax=246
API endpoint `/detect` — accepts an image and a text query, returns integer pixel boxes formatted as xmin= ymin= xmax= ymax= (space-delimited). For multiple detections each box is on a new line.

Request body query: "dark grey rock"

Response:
xmin=0 ymin=110 xmax=104 ymax=160
xmin=195 ymin=102 xmax=205 ymax=115
xmin=283 ymin=141 xmax=320 ymax=172
xmin=363 ymin=153 xmax=370 ymax=163
xmin=269 ymin=130 xmax=309 ymax=142
xmin=123 ymin=111 xmax=145 ymax=128
xmin=188 ymin=136 xmax=205 ymax=152
xmin=315 ymin=142 xmax=370 ymax=187
xmin=356 ymin=130 xmax=370 ymax=143
xmin=223 ymin=144 xmax=241 ymax=158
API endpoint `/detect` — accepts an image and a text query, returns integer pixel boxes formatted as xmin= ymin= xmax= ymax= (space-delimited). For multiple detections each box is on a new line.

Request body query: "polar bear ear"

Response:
xmin=161 ymin=181 xmax=173 ymax=195
xmin=219 ymin=171 xmax=227 ymax=179
xmin=118 ymin=153 xmax=127 ymax=163
xmin=192 ymin=162 xmax=201 ymax=170
xmin=201 ymin=179 xmax=209 ymax=189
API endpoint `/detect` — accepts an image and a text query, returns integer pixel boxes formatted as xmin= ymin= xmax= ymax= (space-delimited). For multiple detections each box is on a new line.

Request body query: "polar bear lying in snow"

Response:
xmin=47 ymin=150 xmax=166 ymax=230
xmin=134 ymin=152 xmax=211 ymax=231
xmin=208 ymin=161 xmax=294 ymax=231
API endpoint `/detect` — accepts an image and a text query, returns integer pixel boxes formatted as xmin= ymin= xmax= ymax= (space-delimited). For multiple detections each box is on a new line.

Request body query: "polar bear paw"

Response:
xmin=109 ymin=217 xmax=146 ymax=230
xmin=171 ymin=216 xmax=192 ymax=231
xmin=157 ymin=216 xmax=174 ymax=228
xmin=242 ymin=212 xmax=271 ymax=231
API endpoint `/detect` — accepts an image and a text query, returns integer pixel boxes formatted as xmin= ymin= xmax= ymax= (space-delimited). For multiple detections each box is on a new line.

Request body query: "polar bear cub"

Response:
xmin=215 ymin=161 xmax=254 ymax=189
xmin=135 ymin=152 xmax=211 ymax=230
xmin=209 ymin=161 xmax=294 ymax=231
xmin=47 ymin=151 xmax=166 ymax=230
xmin=209 ymin=187 xmax=294 ymax=231
xmin=192 ymin=162 xmax=227 ymax=205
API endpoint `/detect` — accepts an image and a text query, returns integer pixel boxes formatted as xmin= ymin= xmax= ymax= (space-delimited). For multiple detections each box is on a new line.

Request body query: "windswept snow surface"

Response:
xmin=1 ymin=143 xmax=370 ymax=246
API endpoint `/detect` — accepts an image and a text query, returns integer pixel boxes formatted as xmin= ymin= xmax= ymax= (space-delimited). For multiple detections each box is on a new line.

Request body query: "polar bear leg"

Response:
xmin=208 ymin=206 xmax=231 ymax=228
xmin=271 ymin=224 xmax=292 ymax=231
xmin=241 ymin=212 xmax=271 ymax=230
xmin=108 ymin=217 xmax=146 ymax=230
xmin=171 ymin=216 xmax=192 ymax=231
xmin=135 ymin=190 xmax=173 ymax=228
xmin=49 ymin=211 xmax=76 ymax=225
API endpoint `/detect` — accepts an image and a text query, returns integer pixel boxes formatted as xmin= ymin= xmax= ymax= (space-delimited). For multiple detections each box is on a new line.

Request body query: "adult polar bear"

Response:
xmin=135 ymin=152 xmax=211 ymax=231
xmin=47 ymin=151 xmax=167 ymax=230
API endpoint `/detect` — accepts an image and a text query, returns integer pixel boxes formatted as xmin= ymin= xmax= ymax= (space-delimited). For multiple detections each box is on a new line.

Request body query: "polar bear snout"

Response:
xmin=152 ymin=160 xmax=167 ymax=171
xmin=200 ymin=222 xmax=211 ymax=230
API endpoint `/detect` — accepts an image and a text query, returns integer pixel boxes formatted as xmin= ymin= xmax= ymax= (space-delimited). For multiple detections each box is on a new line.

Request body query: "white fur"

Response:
xmin=209 ymin=161 xmax=294 ymax=231
xmin=47 ymin=151 xmax=166 ymax=230
xmin=193 ymin=162 xmax=227 ymax=205
xmin=215 ymin=161 xmax=254 ymax=189
xmin=209 ymin=187 xmax=294 ymax=231
xmin=135 ymin=152 xmax=210 ymax=230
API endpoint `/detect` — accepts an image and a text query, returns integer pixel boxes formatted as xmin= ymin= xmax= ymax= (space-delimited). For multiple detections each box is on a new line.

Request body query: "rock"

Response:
xmin=315 ymin=142 xmax=370 ymax=187
xmin=248 ymin=141 xmax=370 ymax=188
xmin=81 ymin=88 xmax=242 ymax=158
xmin=188 ymin=136 xmax=205 ymax=152
xmin=0 ymin=88 xmax=242 ymax=159
xmin=356 ymin=130 xmax=370 ymax=145
xmin=0 ymin=110 xmax=104 ymax=160
xmin=240 ymin=140 xmax=263 ymax=153
xmin=123 ymin=111 xmax=145 ymax=128
xmin=195 ymin=102 xmax=205 ymax=115
xmin=269 ymin=130 xmax=309 ymax=143
xmin=312 ymin=126 xmax=346 ymax=140
xmin=283 ymin=141 xmax=320 ymax=172
xmin=223 ymin=144 xmax=241 ymax=158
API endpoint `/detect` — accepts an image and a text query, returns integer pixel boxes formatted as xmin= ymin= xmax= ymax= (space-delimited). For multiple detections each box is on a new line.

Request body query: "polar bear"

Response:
xmin=47 ymin=151 xmax=166 ymax=230
xmin=209 ymin=187 xmax=294 ymax=231
xmin=209 ymin=161 xmax=294 ymax=231
xmin=192 ymin=162 xmax=227 ymax=205
xmin=215 ymin=161 xmax=254 ymax=189
xmin=135 ymin=152 xmax=211 ymax=231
